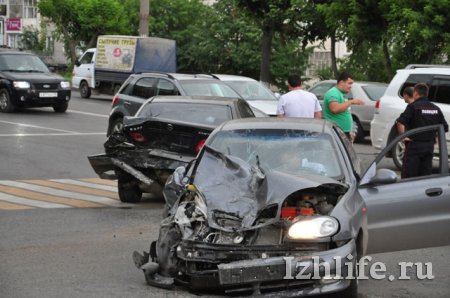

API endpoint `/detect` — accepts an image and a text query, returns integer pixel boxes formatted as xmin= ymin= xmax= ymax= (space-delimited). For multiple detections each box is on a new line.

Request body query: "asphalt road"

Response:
xmin=0 ymin=93 xmax=449 ymax=298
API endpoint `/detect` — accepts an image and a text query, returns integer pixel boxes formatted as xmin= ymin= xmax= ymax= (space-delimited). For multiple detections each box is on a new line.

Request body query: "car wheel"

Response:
xmin=352 ymin=118 xmax=365 ymax=143
xmin=80 ymin=81 xmax=91 ymax=98
xmin=53 ymin=102 xmax=68 ymax=113
xmin=118 ymin=177 xmax=142 ymax=203
xmin=392 ymin=141 xmax=405 ymax=170
xmin=108 ymin=117 xmax=124 ymax=136
xmin=0 ymin=89 xmax=16 ymax=113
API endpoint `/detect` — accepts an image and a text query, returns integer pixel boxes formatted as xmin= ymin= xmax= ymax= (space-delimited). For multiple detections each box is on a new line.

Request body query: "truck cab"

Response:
xmin=72 ymin=48 xmax=96 ymax=98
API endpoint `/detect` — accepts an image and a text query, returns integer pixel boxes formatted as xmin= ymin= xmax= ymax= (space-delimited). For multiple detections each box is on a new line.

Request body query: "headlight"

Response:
xmin=13 ymin=81 xmax=31 ymax=89
xmin=60 ymin=81 xmax=71 ymax=89
xmin=287 ymin=216 xmax=339 ymax=240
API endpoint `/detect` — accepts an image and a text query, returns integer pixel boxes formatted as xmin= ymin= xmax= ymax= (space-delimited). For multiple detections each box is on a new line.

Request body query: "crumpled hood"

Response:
xmin=193 ymin=146 xmax=345 ymax=231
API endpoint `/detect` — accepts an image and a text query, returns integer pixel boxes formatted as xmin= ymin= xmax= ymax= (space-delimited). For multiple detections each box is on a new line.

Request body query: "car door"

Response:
xmin=358 ymin=125 xmax=450 ymax=254
xmin=72 ymin=50 xmax=95 ymax=88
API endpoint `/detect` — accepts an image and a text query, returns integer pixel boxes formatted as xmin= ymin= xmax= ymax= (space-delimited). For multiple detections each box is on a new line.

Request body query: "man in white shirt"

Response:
xmin=277 ymin=74 xmax=322 ymax=118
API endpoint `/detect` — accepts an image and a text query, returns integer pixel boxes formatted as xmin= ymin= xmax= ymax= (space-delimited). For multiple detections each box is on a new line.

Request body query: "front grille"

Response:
xmin=33 ymin=83 xmax=59 ymax=90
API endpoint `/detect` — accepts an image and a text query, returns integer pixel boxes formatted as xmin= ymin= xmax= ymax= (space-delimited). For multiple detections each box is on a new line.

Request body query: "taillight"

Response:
xmin=195 ymin=139 xmax=206 ymax=153
xmin=375 ymin=99 xmax=380 ymax=109
xmin=129 ymin=131 xmax=145 ymax=142
xmin=112 ymin=95 xmax=119 ymax=107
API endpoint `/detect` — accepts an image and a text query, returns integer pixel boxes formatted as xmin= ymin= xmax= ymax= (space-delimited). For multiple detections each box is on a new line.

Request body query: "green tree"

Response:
xmin=38 ymin=0 xmax=132 ymax=63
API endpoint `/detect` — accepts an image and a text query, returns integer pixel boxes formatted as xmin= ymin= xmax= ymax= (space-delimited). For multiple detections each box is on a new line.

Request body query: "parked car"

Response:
xmin=0 ymin=50 xmax=71 ymax=113
xmin=371 ymin=65 xmax=450 ymax=169
xmin=107 ymin=72 xmax=244 ymax=135
xmin=203 ymin=74 xmax=279 ymax=116
xmin=89 ymin=96 xmax=256 ymax=203
xmin=308 ymin=80 xmax=387 ymax=142
xmin=133 ymin=117 xmax=450 ymax=297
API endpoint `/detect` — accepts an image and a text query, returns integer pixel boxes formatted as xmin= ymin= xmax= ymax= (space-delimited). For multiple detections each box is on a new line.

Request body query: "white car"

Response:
xmin=370 ymin=65 xmax=450 ymax=169
xmin=205 ymin=74 xmax=279 ymax=116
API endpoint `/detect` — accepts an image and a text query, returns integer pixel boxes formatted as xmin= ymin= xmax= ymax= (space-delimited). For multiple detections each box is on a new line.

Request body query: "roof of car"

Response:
xmin=148 ymin=95 xmax=244 ymax=105
xmin=217 ymin=117 xmax=336 ymax=132
xmin=207 ymin=74 xmax=257 ymax=82
xmin=133 ymin=72 xmax=221 ymax=81
xmin=312 ymin=80 xmax=387 ymax=86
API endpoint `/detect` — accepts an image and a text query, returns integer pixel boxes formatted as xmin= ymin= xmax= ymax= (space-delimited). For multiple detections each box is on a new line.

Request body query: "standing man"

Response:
xmin=396 ymin=83 xmax=448 ymax=178
xmin=277 ymin=74 xmax=322 ymax=118
xmin=323 ymin=72 xmax=364 ymax=140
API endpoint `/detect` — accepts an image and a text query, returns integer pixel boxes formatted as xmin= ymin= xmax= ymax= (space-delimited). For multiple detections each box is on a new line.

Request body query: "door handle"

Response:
xmin=124 ymin=101 xmax=131 ymax=105
xmin=425 ymin=188 xmax=442 ymax=197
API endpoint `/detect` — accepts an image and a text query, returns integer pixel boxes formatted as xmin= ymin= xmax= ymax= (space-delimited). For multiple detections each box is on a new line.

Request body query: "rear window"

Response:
xmin=179 ymin=80 xmax=240 ymax=97
xmin=361 ymin=85 xmax=387 ymax=101
xmin=138 ymin=102 xmax=233 ymax=126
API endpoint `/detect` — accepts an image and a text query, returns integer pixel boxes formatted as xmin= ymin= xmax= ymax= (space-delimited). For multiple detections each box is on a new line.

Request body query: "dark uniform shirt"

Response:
xmin=396 ymin=97 xmax=449 ymax=140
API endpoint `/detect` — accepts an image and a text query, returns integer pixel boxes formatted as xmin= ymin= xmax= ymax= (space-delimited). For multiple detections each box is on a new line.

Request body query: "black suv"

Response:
xmin=107 ymin=73 xmax=244 ymax=135
xmin=0 ymin=50 xmax=71 ymax=113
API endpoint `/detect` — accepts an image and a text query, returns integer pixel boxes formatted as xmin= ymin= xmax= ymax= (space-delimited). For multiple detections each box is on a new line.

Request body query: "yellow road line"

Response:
xmin=80 ymin=178 xmax=118 ymax=187
xmin=20 ymin=180 xmax=119 ymax=200
xmin=0 ymin=185 xmax=104 ymax=208
xmin=0 ymin=200 xmax=33 ymax=210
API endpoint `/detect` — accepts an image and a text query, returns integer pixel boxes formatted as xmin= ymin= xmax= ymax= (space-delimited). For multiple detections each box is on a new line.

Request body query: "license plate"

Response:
xmin=39 ymin=92 xmax=58 ymax=98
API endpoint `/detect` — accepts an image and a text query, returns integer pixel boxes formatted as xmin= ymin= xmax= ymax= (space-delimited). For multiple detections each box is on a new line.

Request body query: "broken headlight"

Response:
xmin=287 ymin=216 xmax=339 ymax=240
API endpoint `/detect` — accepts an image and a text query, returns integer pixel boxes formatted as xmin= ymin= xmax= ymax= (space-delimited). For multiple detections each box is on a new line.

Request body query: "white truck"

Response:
xmin=72 ymin=35 xmax=176 ymax=98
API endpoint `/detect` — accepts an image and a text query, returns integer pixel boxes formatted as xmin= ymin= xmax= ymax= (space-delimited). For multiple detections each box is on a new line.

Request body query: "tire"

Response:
xmin=53 ymin=102 xmax=68 ymax=113
xmin=0 ymin=89 xmax=16 ymax=113
xmin=80 ymin=81 xmax=91 ymax=98
xmin=392 ymin=141 xmax=405 ymax=170
xmin=108 ymin=117 xmax=124 ymax=136
xmin=352 ymin=118 xmax=365 ymax=143
xmin=118 ymin=177 xmax=142 ymax=203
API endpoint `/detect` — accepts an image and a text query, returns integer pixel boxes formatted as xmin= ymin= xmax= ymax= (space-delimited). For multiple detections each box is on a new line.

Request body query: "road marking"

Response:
xmin=50 ymin=179 xmax=117 ymax=192
xmin=0 ymin=184 xmax=104 ymax=208
xmin=0 ymin=192 xmax=71 ymax=208
xmin=67 ymin=109 xmax=109 ymax=118
xmin=0 ymin=180 xmax=126 ymax=208
xmin=0 ymin=132 xmax=106 ymax=137
xmin=0 ymin=120 xmax=80 ymax=133
xmin=24 ymin=179 xmax=119 ymax=199
xmin=80 ymin=178 xmax=117 ymax=186
xmin=0 ymin=200 xmax=33 ymax=210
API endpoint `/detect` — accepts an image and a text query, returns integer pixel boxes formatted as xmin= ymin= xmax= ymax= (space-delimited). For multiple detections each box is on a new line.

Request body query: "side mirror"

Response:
xmin=274 ymin=92 xmax=281 ymax=99
xmin=48 ymin=66 xmax=55 ymax=72
xmin=74 ymin=60 xmax=80 ymax=67
xmin=369 ymin=168 xmax=397 ymax=185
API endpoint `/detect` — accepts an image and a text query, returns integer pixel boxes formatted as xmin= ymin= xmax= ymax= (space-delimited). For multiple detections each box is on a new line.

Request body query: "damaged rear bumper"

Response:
xmin=175 ymin=239 xmax=356 ymax=296
xmin=87 ymin=149 xmax=195 ymax=183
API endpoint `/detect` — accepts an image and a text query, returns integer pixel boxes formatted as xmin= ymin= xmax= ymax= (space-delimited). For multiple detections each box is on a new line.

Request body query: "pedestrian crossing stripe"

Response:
xmin=0 ymin=178 xmax=130 ymax=210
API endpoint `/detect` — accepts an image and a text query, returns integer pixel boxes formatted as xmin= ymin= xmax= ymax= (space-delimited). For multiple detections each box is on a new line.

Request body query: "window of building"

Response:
xmin=23 ymin=0 xmax=37 ymax=19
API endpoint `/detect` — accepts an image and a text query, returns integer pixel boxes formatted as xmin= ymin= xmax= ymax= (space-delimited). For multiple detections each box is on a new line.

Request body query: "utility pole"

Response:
xmin=139 ymin=0 xmax=149 ymax=37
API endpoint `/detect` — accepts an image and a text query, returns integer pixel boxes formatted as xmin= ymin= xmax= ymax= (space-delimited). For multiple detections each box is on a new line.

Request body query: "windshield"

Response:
xmin=137 ymin=102 xmax=232 ymax=126
xmin=208 ymin=129 xmax=343 ymax=178
xmin=178 ymin=80 xmax=241 ymax=97
xmin=225 ymin=80 xmax=277 ymax=101
xmin=0 ymin=54 xmax=49 ymax=72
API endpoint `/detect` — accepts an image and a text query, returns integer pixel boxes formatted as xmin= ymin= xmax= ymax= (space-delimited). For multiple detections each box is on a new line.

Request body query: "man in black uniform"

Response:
xmin=396 ymin=83 xmax=448 ymax=178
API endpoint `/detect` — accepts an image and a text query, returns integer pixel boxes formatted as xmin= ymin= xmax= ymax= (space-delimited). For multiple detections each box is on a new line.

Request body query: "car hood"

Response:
xmin=247 ymin=100 xmax=278 ymax=116
xmin=193 ymin=146 xmax=345 ymax=231
xmin=2 ymin=71 xmax=65 ymax=83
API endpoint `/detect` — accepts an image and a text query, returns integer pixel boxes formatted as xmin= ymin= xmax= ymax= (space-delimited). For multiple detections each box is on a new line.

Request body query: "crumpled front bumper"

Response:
xmin=176 ymin=239 xmax=356 ymax=296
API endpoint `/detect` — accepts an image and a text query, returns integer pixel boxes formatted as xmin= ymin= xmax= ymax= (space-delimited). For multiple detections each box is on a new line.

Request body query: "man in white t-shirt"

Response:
xmin=277 ymin=74 xmax=322 ymax=118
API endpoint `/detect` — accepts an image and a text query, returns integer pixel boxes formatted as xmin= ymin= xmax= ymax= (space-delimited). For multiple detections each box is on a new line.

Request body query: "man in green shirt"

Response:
xmin=323 ymin=72 xmax=364 ymax=141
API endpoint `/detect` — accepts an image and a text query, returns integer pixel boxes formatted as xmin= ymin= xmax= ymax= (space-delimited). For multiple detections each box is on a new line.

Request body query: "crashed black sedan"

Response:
xmin=88 ymin=96 xmax=256 ymax=202
xmin=133 ymin=118 xmax=450 ymax=297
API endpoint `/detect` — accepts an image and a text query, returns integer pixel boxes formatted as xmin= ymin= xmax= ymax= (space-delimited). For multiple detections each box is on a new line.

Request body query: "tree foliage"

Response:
xmin=38 ymin=0 xmax=133 ymax=63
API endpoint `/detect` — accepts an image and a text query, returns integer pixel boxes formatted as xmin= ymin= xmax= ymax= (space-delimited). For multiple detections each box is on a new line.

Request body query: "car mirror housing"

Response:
xmin=369 ymin=168 xmax=397 ymax=185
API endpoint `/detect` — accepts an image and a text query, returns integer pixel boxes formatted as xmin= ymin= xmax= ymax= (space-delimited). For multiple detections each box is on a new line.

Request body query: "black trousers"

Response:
xmin=401 ymin=141 xmax=435 ymax=178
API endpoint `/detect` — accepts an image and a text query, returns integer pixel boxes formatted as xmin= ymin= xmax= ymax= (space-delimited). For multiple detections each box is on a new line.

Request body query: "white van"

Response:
xmin=370 ymin=65 xmax=450 ymax=168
